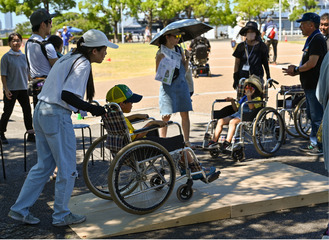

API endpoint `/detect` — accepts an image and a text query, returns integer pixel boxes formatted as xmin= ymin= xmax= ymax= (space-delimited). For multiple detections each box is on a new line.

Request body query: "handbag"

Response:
xmin=27 ymin=78 xmax=46 ymax=96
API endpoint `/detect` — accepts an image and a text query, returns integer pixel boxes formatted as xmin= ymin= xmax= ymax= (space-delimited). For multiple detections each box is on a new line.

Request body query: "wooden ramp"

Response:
xmin=64 ymin=162 xmax=328 ymax=238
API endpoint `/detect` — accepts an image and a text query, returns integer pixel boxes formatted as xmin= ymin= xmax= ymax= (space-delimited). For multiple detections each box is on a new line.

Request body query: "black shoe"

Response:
xmin=0 ymin=133 xmax=8 ymax=144
xmin=220 ymin=140 xmax=231 ymax=151
xmin=27 ymin=133 xmax=35 ymax=142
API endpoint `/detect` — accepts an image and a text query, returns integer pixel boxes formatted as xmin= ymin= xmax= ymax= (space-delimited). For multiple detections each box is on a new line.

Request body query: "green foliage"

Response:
xmin=288 ymin=0 xmax=320 ymax=21
xmin=15 ymin=21 xmax=32 ymax=36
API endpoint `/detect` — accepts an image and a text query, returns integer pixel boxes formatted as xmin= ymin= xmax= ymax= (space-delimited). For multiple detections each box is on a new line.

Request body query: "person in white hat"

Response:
xmin=9 ymin=29 xmax=118 ymax=227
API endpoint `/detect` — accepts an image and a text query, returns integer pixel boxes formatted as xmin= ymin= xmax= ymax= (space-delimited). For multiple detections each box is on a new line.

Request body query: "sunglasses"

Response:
xmin=170 ymin=34 xmax=181 ymax=39
xmin=245 ymin=85 xmax=254 ymax=90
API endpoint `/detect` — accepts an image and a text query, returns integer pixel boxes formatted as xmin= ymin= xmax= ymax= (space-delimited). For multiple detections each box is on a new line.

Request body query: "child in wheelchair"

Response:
xmin=106 ymin=84 xmax=220 ymax=182
xmin=206 ymin=76 xmax=263 ymax=152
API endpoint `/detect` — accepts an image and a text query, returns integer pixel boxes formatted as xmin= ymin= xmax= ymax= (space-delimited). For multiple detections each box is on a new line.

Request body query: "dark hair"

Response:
xmin=8 ymin=32 xmax=22 ymax=42
xmin=158 ymin=35 xmax=167 ymax=47
xmin=47 ymin=35 xmax=63 ymax=50
xmin=32 ymin=19 xmax=51 ymax=32
xmin=321 ymin=13 xmax=329 ymax=21
xmin=314 ymin=22 xmax=320 ymax=29
xmin=72 ymin=37 xmax=105 ymax=102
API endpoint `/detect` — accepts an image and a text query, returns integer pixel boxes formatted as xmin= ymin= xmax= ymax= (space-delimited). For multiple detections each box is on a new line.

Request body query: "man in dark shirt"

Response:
xmin=320 ymin=13 xmax=329 ymax=51
xmin=283 ymin=12 xmax=326 ymax=155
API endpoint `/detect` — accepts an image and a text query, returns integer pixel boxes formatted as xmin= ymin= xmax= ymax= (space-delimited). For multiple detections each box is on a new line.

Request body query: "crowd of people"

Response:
xmin=0 ymin=8 xmax=328 ymax=235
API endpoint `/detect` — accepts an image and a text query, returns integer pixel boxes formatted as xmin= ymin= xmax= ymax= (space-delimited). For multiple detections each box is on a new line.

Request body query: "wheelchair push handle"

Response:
xmin=267 ymin=78 xmax=279 ymax=89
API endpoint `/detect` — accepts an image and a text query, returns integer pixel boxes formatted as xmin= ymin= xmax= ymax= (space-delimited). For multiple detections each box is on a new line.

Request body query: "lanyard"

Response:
xmin=244 ymin=41 xmax=255 ymax=59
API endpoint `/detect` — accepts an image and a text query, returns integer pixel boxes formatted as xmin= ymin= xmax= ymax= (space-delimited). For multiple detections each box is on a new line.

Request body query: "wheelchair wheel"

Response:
xmin=294 ymin=97 xmax=311 ymax=139
xmin=231 ymin=145 xmax=245 ymax=161
xmin=176 ymin=184 xmax=193 ymax=202
xmin=281 ymin=109 xmax=299 ymax=137
xmin=108 ymin=140 xmax=176 ymax=215
xmin=252 ymin=107 xmax=285 ymax=157
xmin=83 ymin=135 xmax=114 ymax=200
xmin=209 ymin=149 xmax=220 ymax=158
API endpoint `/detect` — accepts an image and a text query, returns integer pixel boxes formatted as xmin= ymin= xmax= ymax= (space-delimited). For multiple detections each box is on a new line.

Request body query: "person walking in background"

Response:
xmin=8 ymin=29 xmax=118 ymax=227
xmin=231 ymin=17 xmax=245 ymax=50
xmin=320 ymin=13 xmax=329 ymax=51
xmin=262 ymin=16 xmax=279 ymax=64
xmin=26 ymin=8 xmax=59 ymax=108
xmin=282 ymin=12 xmax=326 ymax=156
xmin=144 ymin=26 xmax=151 ymax=43
xmin=232 ymin=21 xmax=271 ymax=89
xmin=61 ymin=26 xmax=73 ymax=54
xmin=155 ymin=30 xmax=193 ymax=148
xmin=0 ymin=33 xmax=34 ymax=144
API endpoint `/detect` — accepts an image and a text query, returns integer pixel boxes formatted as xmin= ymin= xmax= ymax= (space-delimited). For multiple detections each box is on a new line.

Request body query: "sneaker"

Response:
xmin=1 ymin=133 xmax=8 ymax=144
xmin=298 ymin=143 xmax=315 ymax=152
xmin=8 ymin=210 xmax=40 ymax=225
xmin=27 ymin=133 xmax=35 ymax=142
xmin=206 ymin=140 xmax=219 ymax=149
xmin=52 ymin=212 xmax=86 ymax=227
xmin=307 ymin=147 xmax=323 ymax=156
xmin=220 ymin=140 xmax=231 ymax=151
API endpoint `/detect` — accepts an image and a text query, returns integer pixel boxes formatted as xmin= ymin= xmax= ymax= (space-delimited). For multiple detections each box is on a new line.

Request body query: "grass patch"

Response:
xmin=0 ymin=43 xmax=158 ymax=82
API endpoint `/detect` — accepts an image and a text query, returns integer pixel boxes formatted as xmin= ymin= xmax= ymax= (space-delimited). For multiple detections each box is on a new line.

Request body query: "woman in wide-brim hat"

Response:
xmin=232 ymin=21 xmax=271 ymax=90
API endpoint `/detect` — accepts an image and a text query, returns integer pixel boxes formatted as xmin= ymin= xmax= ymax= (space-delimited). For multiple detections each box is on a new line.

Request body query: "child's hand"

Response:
xmin=245 ymin=88 xmax=255 ymax=97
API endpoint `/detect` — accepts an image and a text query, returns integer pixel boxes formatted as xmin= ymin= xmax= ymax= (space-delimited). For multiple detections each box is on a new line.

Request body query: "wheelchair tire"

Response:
xmin=83 ymin=135 xmax=113 ymax=200
xmin=294 ymin=97 xmax=311 ymax=139
xmin=108 ymin=140 xmax=176 ymax=215
xmin=176 ymin=184 xmax=193 ymax=202
xmin=252 ymin=107 xmax=285 ymax=157
xmin=280 ymin=109 xmax=300 ymax=137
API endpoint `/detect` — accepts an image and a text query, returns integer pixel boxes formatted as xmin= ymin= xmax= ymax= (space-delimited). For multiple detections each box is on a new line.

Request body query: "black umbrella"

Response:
xmin=150 ymin=19 xmax=213 ymax=46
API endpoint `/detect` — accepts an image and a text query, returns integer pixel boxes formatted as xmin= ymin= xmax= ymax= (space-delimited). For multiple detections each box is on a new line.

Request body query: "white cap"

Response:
xmin=81 ymin=29 xmax=118 ymax=49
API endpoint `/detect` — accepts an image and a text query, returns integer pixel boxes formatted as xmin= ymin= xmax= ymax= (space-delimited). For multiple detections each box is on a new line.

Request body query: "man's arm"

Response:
xmin=283 ymin=55 xmax=320 ymax=76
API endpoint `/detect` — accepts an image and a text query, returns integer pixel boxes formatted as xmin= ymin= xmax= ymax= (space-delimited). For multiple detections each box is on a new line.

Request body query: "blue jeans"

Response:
xmin=304 ymin=89 xmax=323 ymax=148
xmin=10 ymin=101 xmax=77 ymax=223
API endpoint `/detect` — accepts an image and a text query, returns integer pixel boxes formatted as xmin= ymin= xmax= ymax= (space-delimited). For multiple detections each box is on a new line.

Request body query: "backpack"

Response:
xmin=26 ymin=39 xmax=52 ymax=60
xmin=268 ymin=27 xmax=276 ymax=39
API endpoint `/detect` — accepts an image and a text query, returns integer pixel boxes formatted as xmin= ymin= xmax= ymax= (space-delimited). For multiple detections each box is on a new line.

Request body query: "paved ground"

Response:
xmin=0 ymin=39 xmax=328 ymax=239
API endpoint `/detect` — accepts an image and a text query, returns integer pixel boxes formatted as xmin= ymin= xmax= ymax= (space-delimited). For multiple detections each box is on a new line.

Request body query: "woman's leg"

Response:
xmin=226 ymin=118 xmax=241 ymax=143
xmin=16 ymin=90 xmax=33 ymax=131
xmin=0 ymin=91 xmax=18 ymax=134
xmin=180 ymin=111 xmax=190 ymax=142
xmin=212 ymin=117 xmax=231 ymax=142
xmin=159 ymin=114 xmax=171 ymax=138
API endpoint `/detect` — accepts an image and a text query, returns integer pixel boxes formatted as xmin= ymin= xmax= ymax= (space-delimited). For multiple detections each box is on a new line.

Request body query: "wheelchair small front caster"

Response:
xmin=209 ymin=149 xmax=220 ymax=158
xmin=231 ymin=145 xmax=245 ymax=161
xmin=177 ymin=184 xmax=193 ymax=202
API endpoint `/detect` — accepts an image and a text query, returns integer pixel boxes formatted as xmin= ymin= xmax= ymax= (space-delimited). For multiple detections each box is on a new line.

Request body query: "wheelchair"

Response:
xmin=276 ymin=85 xmax=311 ymax=139
xmin=201 ymin=77 xmax=285 ymax=161
xmin=83 ymin=103 xmax=220 ymax=214
xmin=190 ymin=42 xmax=211 ymax=78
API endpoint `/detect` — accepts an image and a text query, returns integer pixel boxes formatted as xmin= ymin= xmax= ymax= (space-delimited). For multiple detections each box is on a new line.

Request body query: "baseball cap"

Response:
xmin=30 ymin=8 xmax=58 ymax=26
xmin=81 ymin=29 xmax=118 ymax=49
xmin=296 ymin=12 xmax=320 ymax=24
xmin=106 ymin=84 xmax=142 ymax=103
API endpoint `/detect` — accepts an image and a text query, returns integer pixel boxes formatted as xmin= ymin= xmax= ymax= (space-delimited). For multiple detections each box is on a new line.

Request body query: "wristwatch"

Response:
xmin=294 ymin=66 xmax=299 ymax=73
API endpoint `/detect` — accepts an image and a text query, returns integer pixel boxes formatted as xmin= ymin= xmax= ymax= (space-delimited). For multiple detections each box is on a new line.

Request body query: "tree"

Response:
xmin=288 ymin=0 xmax=320 ymax=21
xmin=0 ymin=0 xmax=76 ymax=19
xmin=15 ymin=21 xmax=32 ymax=36
xmin=78 ymin=0 xmax=119 ymax=41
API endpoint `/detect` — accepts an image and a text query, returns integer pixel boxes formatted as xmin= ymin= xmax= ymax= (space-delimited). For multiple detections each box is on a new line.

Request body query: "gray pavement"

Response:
xmin=0 ymin=39 xmax=328 ymax=239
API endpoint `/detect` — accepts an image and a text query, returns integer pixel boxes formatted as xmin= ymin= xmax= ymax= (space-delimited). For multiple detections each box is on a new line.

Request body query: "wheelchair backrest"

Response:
xmin=195 ymin=44 xmax=208 ymax=60
xmin=102 ymin=103 xmax=131 ymax=153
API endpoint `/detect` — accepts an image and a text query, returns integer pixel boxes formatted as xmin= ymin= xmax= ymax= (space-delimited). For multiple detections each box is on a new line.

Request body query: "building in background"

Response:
xmin=4 ymin=12 xmax=12 ymax=29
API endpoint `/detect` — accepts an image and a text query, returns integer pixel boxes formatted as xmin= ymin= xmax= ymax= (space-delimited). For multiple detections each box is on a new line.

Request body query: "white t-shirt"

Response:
xmin=26 ymin=34 xmax=58 ymax=78
xmin=38 ymin=53 xmax=90 ymax=112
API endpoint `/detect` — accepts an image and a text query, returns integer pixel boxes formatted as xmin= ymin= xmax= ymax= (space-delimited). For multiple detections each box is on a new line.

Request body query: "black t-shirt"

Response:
xmin=233 ymin=41 xmax=269 ymax=79
xmin=300 ymin=33 xmax=327 ymax=90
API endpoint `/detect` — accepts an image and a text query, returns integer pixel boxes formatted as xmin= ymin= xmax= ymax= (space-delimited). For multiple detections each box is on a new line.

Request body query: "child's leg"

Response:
xmin=226 ymin=118 xmax=241 ymax=143
xmin=212 ymin=116 xmax=232 ymax=142
xmin=159 ymin=114 xmax=171 ymax=138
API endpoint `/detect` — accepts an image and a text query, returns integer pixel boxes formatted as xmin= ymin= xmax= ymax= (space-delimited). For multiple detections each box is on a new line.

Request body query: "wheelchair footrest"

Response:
xmin=201 ymin=170 xmax=221 ymax=183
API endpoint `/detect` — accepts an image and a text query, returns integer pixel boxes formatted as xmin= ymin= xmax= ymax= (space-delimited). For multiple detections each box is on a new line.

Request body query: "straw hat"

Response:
xmin=243 ymin=75 xmax=263 ymax=93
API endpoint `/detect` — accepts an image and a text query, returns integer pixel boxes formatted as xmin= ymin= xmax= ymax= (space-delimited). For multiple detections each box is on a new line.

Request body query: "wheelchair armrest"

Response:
xmin=214 ymin=99 xmax=227 ymax=103
xmin=130 ymin=117 xmax=155 ymax=124
xmin=132 ymin=121 xmax=181 ymax=136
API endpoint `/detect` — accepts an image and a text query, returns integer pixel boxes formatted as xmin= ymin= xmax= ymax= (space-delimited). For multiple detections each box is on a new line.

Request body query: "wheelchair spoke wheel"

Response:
xmin=108 ymin=140 xmax=176 ymax=215
xmin=252 ymin=107 xmax=285 ymax=157
xmin=83 ymin=135 xmax=113 ymax=200
xmin=294 ymin=97 xmax=311 ymax=139
xmin=281 ymin=109 xmax=299 ymax=137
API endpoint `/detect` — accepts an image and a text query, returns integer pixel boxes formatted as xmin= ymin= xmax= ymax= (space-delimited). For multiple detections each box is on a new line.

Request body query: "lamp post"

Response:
xmin=121 ymin=3 xmax=124 ymax=44
xmin=279 ymin=0 xmax=282 ymax=41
